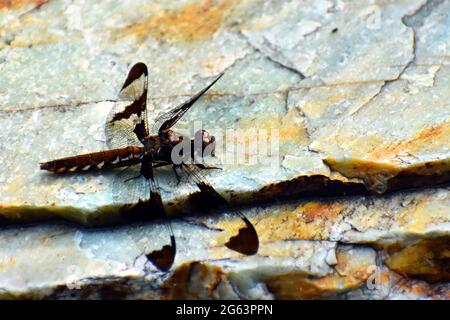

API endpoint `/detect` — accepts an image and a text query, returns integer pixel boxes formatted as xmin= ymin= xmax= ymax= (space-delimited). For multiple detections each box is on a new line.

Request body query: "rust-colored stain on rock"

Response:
xmin=251 ymin=201 xmax=345 ymax=243
xmin=383 ymin=237 xmax=450 ymax=282
xmin=0 ymin=0 xmax=47 ymax=10
xmin=300 ymin=202 xmax=343 ymax=223
xmin=266 ymin=249 xmax=373 ymax=299
xmin=266 ymin=273 xmax=331 ymax=299
xmin=116 ymin=0 xmax=235 ymax=43
xmin=323 ymin=157 xmax=450 ymax=194
xmin=370 ymin=121 xmax=449 ymax=162
xmin=161 ymin=261 xmax=225 ymax=299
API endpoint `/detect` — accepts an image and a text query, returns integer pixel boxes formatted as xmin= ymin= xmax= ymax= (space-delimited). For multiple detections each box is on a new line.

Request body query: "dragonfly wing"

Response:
xmin=151 ymin=72 xmax=224 ymax=134
xmin=179 ymin=163 xmax=259 ymax=255
xmin=106 ymin=63 xmax=149 ymax=149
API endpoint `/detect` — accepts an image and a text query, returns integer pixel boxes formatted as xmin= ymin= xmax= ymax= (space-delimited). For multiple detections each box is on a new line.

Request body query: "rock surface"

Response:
xmin=0 ymin=186 xmax=448 ymax=299
xmin=0 ymin=0 xmax=449 ymax=299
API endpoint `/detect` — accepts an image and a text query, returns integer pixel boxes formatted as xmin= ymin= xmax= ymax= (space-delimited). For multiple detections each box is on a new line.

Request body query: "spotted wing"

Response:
xmin=151 ymin=72 xmax=224 ymax=135
xmin=110 ymin=162 xmax=175 ymax=271
xmin=179 ymin=164 xmax=259 ymax=256
xmin=106 ymin=62 xmax=149 ymax=149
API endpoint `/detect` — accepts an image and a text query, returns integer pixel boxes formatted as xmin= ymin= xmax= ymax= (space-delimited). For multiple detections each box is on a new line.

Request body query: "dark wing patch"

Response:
xmin=106 ymin=62 xmax=149 ymax=149
xmin=144 ymin=165 xmax=177 ymax=271
xmin=224 ymin=216 xmax=258 ymax=255
xmin=121 ymin=62 xmax=149 ymax=91
xmin=146 ymin=235 xmax=176 ymax=272
xmin=180 ymin=163 xmax=259 ymax=256
xmin=152 ymin=72 xmax=224 ymax=134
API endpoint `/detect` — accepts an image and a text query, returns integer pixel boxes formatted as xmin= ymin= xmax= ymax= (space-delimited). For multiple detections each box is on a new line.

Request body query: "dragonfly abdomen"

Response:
xmin=40 ymin=146 xmax=143 ymax=173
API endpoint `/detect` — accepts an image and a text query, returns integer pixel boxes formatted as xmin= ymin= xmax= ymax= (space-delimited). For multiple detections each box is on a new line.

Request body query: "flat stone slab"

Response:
xmin=0 ymin=0 xmax=449 ymax=225
xmin=0 ymin=186 xmax=448 ymax=299
xmin=0 ymin=0 xmax=449 ymax=299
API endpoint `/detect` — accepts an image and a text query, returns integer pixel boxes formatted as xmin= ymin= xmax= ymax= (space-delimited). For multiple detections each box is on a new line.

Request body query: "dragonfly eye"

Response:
xmin=196 ymin=129 xmax=211 ymax=144
xmin=167 ymin=130 xmax=183 ymax=144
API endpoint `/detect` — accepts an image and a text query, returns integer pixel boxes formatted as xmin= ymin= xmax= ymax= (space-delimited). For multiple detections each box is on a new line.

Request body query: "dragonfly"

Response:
xmin=40 ymin=63 xmax=259 ymax=271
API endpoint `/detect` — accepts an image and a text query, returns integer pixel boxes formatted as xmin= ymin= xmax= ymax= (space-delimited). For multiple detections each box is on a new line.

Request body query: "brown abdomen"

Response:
xmin=40 ymin=146 xmax=143 ymax=173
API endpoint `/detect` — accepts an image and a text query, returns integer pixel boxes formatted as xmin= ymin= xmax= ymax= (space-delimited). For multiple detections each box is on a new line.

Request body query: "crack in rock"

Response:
xmin=350 ymin=36 xmax=416 ymax=116
xmin=348 ymin=1 xmax=439 ymax=117
xmin=1 ymin=90 xmax=296 ymax=114
xmin=17 ymin=0 xmax=49 ymax=19
xmin=0 ymin=99 xmax=117 ymax=114
xmin=237 ymin=30 xmax=306 ymax=79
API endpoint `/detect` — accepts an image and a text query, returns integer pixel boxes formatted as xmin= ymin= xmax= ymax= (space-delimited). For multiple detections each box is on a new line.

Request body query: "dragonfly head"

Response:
xmin=196 ymin=129 xmax=216 ymax=158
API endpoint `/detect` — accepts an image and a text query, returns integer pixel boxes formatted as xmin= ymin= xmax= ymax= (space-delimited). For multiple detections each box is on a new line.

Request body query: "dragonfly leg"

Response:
xmin=195 ymin=163 xmax=222 ymax=171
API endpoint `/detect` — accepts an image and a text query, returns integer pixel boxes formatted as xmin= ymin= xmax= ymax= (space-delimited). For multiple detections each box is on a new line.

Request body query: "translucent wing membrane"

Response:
xmin=111 ymin=166 xmax=148 ymax=209
xmin=179 ymin=164 xmax=259 ymax=256
xmin=112 ymin=165 xmax=176 ymax=271
xmin=151 ymin=72 xmax=224 ymax=134
xmin=106 ymin=63 xmax=149 ymax=149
